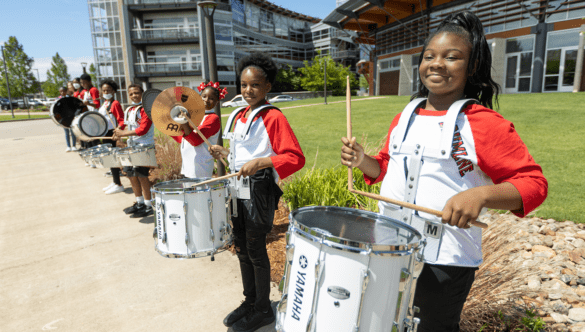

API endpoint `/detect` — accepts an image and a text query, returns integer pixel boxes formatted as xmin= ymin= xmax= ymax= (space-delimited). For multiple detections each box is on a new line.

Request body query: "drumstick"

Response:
xmin=349 ymin=189 xmax=488 ymax=229
xmin=346 ymin=76 xmax=353 ymax=191
xmin=179 ymin=109 xmax=229 ymax=168
xmin=344 ymin=78 xmax=487 ymax=230
xmin=191 ymin=172 xmax=241 ymax=188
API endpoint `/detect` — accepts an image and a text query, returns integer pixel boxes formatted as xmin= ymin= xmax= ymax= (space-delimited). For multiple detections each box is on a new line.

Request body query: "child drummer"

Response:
xmin=209 ymin=52 xmax=305 ymax=332
xmin=170 ymin=81 xmax=226 ymax=179
xmin=113 ymin=84 xmax=155 ymax=218
xmin=341 ymin=11 xmax=547 ymax=331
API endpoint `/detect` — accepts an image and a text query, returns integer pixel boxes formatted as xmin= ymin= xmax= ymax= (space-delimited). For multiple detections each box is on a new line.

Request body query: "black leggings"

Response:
xmin=102 ymin=130 xmax=121 ymax=186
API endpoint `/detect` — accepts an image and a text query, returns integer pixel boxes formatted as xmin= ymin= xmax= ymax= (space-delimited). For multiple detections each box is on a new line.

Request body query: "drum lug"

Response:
xmin=275 ymin=293 xmax=287 ymax=332
xmin=393 ymin=268 xmax=412 ymax=327
xmin=354 ymin=268 xmax=370 ymax=332
xmin=183 ymin=201 xmax=189 ymax=246
xmin=161 ymin=201 xmax=167 ymax=244
xmin=307 ymin=256 xmax=325 ymax=332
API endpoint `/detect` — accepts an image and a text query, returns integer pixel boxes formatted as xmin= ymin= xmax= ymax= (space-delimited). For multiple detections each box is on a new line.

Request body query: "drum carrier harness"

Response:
xmin=383 ymin=98 xmax=477 ymax=264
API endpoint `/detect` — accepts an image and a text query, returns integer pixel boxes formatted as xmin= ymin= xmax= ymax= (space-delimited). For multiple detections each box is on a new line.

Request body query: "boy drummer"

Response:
xmin=113 ymin=84 xmax=154 ymax=218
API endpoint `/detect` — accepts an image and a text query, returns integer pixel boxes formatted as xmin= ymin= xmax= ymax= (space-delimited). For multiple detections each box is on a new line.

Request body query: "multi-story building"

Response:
xmin=88 ymin=0 xmax=362 ymax=106
xmin=324 ymin=0 xmax=585 ymax=96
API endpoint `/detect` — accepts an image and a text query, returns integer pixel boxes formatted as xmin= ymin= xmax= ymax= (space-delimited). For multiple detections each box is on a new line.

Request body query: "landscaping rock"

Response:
xmin=569 ymin=308 xmax=585 ymax=322
xmin=551 ymin=312 xmax=568 ymax=323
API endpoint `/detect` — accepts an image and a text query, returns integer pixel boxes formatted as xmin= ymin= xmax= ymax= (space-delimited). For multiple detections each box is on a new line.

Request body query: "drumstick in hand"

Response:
xmin=87 ymin=136 xmax=114 ymax=141
xmin=179 ymin=110 xmax=229 ymax=167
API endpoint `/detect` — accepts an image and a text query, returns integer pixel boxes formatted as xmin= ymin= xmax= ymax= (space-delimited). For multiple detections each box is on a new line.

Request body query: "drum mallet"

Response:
xmin=344 ymin=77 xmax=488 ymax=229
xmin=179 ymin=109 xmax=229 ymax=168
xmin=87 ymin=136 xmax=114 ymax=141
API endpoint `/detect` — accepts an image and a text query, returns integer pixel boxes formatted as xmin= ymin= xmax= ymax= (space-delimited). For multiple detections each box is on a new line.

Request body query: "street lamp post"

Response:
xmin=198 ymin=0 xmax=225 ymax=176
xmin=81 ymin=62 xmax=88 ymax=74
xmin=1 ymin=45 xmax=14 ymax=118
xmin=34 ymin=68 xmax=41 ymax=99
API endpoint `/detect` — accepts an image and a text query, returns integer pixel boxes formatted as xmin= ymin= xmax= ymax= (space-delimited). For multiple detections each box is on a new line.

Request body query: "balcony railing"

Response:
xmin=125 ymin=0 xmax=231 ymax=11
xmin=331 ymin=50 xmax=359 ymax=59
xmin=131 ymin=27 xmax=199 ymax=40
xmin=134 ymin=61 xmax=202 ymax=74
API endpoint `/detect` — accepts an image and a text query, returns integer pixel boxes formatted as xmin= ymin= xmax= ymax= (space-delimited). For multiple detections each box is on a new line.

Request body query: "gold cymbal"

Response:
xmin=151 ymin=86 xmax=205 ymax=136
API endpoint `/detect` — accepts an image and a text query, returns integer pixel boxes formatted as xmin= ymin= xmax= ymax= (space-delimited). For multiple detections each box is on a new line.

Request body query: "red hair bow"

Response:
xmin=197 ymin=81 xmax=229 ymax=100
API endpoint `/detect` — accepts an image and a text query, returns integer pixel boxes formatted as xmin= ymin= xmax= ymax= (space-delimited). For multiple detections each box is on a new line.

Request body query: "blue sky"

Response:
xmin=0 ymin=0 xmax=337 ymax=82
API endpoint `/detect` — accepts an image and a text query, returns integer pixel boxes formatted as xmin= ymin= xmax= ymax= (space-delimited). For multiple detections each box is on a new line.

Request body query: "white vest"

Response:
xmin=124 ymin=104 xmax=154 ymax=146
xmin=180 ymin=112 xmax=219 ymax=178
xmin=83 ymin=89 xmax=96 ymax=112
xmin=380 ymin=98 xmax=491 ymax=267
xmin=98 ymin=100 xmax=117 ymax=131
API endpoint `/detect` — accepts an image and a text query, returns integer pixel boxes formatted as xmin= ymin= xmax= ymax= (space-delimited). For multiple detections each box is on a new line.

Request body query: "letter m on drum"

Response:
xmin=424 ymin=221 xmax=441 ymax=239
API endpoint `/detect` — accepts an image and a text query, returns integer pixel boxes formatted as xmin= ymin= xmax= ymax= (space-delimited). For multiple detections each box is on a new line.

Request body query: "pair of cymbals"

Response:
xmin=148 ymin=86 xmax=206 ymax=136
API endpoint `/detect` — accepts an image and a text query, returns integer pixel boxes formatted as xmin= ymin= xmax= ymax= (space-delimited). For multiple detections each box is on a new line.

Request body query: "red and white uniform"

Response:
xmin=231 ymin=104 xmax=304 ymax=181
xmin=171 ymin=110 xmax=221 ymax=178
xmin=80 ymin=87 xmax=100 ymax=112
xmin=98 ymin=100 xmax=124 ymax=131
xmin=366 ymin=101 xmax=547 ymax=267
xmin=123 ymin=104 xmax=154 ymax=146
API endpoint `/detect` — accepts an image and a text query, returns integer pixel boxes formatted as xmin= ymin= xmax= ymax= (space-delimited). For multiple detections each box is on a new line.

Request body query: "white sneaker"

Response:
xmin=66 ymin=147 xmax=72 ymax=152
xmin=103 ymin=182 xmax=116 ymax=191
xmin=105 ymin=185 xmax=124 ymax=195
xmin=71 ymin=147 xmax=78 ymax=151
xmin=85 ymin=163 xmax=90 ymax=167
xmin=91 ymin=164 xmax=97 ymax=168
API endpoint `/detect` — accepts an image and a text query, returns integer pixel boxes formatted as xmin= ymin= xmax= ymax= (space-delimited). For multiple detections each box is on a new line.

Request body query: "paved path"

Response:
xmin=0 ymin=119 xmax=279 ymax=332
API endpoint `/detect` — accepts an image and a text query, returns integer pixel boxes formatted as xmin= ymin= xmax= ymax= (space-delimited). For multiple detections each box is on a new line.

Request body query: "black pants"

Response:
xmin=412 ymin=264 xmax=477 ymax=332
xmin=231 ymin=169 xmax=282 ymax=313
xmin=233 ymin=205 xmax=272 ymax=313
xmin=102 ymin=131 xmax=121 ymax=186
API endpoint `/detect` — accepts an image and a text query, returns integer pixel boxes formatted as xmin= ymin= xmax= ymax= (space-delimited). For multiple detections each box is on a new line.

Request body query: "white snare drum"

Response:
xmin=151 ymin=178 xmax=233 ymax=260
xmin=94 ymin=147 xmax=121 ymax=168
xmin=70 ymin=111 xmax=109 ymax=141
xmin=276 ymin=206 xmax=425 ymax=332
xmin=79 ymin=144 xmax=112 ymax=166
xmin=116 ymin=144 xmax=157 ymax=167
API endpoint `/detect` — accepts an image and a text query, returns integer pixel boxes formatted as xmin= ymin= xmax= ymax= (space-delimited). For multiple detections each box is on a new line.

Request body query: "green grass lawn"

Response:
xmin=0 ymin=114 xmax=50 ymax=121
xmin=233 ymin=92 xmax=584 ymax=223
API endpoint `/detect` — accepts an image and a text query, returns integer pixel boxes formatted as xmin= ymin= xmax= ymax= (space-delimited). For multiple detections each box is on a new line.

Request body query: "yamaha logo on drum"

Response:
xmin=299 ymin=255 xmax=308 ymax=269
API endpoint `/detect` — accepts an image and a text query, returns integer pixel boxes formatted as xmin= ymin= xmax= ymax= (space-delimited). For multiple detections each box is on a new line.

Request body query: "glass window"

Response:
xmin=506 ymin=38 xmax=534 ymax=53
xmin=547 ymin=30 xmax=580 ymax=49
xmin=506 ymin=56 xmax=517 ymax=88
xmin=519 ymin=52 xmax=532 ymax=77
xmin=545 ymin=50 xmax=561 ymax=75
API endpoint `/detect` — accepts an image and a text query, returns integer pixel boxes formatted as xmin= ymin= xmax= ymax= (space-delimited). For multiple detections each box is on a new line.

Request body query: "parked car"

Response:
xmin=41 ymin=98 xmax=57 ymax=107
xmin=29 ymin=99 xmax=44 ymax=106
xmin=221 ymin=94 xmax=248 ymax=108
xmin=268 ymin=95 xmax=298 ymax=103
xmin=0 ymin=98 xmax=18 ymax=110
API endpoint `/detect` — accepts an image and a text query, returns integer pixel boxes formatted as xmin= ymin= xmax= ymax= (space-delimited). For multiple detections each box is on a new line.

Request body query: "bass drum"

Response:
xmin=50 ymin=97 xmax=87 ymax=128
xmin=71 ymin=111 xmax=109 ymax=141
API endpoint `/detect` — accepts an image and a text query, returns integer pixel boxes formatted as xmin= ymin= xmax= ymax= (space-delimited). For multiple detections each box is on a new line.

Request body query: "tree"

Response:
xmin=89 ymin=63 xmax=97 ymax=84
xmin=0 ymin=36 xmax=38 ymax=99
xmin=298 ymin=52 xmax=358 ymax=96
xmin=42 ymin=52 xmax=71 ymax=98
xmin=273 ymin=64 xmax=302 ymax=92
xmin=359 ymin=74 xmax=369 ymax=90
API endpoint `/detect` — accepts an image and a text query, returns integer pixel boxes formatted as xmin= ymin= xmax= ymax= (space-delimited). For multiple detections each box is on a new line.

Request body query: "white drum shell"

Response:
xmin=95 ymin=148 xmax=121 ymax=168
xmin=277 ymin=207 xmax=424 ymax=332
xmin=116 ymin=145 xmax=157 ymax=167
xmin=152 ymin=179 xmax=232 ymax=259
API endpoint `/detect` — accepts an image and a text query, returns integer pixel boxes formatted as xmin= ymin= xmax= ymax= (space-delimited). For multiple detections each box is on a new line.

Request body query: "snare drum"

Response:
xmin=276 ymin=206 xmax=425 ymax=332
xmin=79 ymin=144 xmax=112 ymax=166
xmin=70 ymin=111 xmax=109 ymax=141
xmin=151 ymin=178 xmax=233 ymax=260
xmin=116 ymin=144 xmax=157 ymax=167
xmin=94 ymin=147 xmax=121 ymax=168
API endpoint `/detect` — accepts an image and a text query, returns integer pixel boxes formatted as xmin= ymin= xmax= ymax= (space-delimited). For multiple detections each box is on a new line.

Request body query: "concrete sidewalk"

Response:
xmin=0 ymin=119 xmax=279 ymax=332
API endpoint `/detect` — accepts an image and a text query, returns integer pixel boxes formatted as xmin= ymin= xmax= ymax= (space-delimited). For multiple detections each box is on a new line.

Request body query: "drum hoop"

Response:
xmin=154 ymin=244 xmax=230 ymax=259
xmin=78 ymin=112 xmax=109 ymax=137
xmin=151 ymin=179 xmax=229 ymax=194
xmin=289 ymin=206 xmax=424 ymax=255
